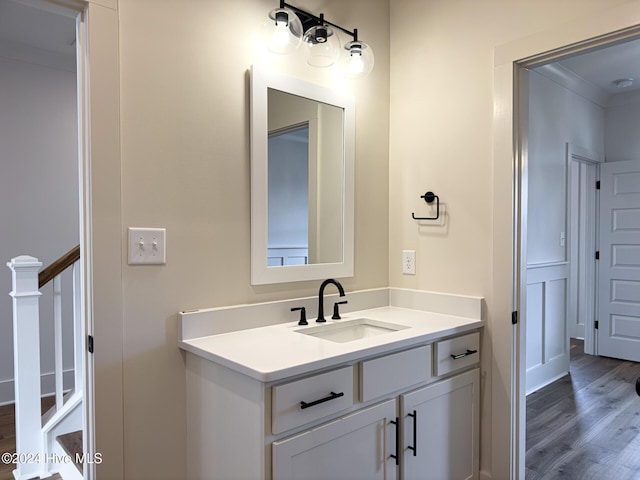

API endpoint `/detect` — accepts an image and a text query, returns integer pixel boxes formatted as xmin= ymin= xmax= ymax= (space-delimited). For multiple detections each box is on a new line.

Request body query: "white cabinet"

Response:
xmin=185 ymin=330 xmax=481 ymax=480
xmin=401 ymin=368 xmax=480 ymax=480
xmin=273 ymin=399 xmax=397 ymax=480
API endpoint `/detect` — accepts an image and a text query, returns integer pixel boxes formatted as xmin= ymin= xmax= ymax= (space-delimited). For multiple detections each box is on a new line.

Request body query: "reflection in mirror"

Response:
xmin=267 ymin=89 xmax=344 ymax=267
xmin=268 ymin=123 xmax=310 ymax=266
xmin=251 ymin=65 xmax=355 ymax=285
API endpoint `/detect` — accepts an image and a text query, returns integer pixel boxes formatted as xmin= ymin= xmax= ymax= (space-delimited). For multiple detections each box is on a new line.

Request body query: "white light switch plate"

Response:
xmin=128 ymin=227 xmax=166 ymax=265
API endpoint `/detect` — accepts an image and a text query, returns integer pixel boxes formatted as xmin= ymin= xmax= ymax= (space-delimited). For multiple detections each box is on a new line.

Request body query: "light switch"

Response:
xmin=128 ymin=227 xmax=166 ymax=265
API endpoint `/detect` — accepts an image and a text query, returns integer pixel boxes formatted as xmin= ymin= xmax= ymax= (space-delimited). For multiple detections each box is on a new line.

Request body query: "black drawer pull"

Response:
xmin=300 ymin=391 xmax=344 ymax=410
xmin=450 ymin=349 xmax=478 ymax=360
xmin=389 ymin=417 xmax=400 ymax=465
xmin=407 ymin=410 xmax=417 ymax=456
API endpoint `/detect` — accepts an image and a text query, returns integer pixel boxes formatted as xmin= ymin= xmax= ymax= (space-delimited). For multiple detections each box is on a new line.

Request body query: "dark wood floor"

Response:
xmin=527 ymin=339 xmax=640 ymax=479
xmin=0 ymin=396 xmax=62 ymax=480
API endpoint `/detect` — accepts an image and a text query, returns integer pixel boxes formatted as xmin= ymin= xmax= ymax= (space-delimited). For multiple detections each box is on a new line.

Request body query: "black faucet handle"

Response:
xmin=291 ymin=306 xmax=308 ymax=326
xmin=332 ymin=300 xmax=348 ymax=320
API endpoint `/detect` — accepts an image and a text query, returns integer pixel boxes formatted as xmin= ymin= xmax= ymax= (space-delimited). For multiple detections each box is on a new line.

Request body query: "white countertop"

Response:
xmin=179 ymin=306 xmax=483 ymax=382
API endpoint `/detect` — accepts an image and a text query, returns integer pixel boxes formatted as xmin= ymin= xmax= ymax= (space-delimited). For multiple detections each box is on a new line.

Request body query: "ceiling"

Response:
xmin=557 ymin=38 xmax=640 ymax=97
xmin=2 ymin=0 xmax=640 ymax=100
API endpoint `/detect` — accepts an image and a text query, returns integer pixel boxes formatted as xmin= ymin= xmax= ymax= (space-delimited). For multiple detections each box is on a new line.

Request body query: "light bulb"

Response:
xmin=303 ymin=25 xmax=340 ymax=67
xmin=273 ymin=19 xmax=290 ymax=49
xmin=340 ymin=40 xmax=374 ymax=79
xmin=348 ymin=48 xmax=364 ymax=75
xmin=261 ymin=7 xmax=302 ymax=55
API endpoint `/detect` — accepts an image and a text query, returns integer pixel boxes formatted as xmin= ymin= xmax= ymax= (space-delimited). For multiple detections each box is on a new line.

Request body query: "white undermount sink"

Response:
xmin=296 ymin=318 xmax=409 ymax=343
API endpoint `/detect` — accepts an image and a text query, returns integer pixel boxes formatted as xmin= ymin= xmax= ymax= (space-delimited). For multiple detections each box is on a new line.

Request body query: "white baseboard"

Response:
xmin=0 ymin=368 xmax=75 ymax=406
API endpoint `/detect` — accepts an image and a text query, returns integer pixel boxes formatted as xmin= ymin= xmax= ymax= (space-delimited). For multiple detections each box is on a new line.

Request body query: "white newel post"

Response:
xmin=7 ymin=256 xmax=45 ymax=480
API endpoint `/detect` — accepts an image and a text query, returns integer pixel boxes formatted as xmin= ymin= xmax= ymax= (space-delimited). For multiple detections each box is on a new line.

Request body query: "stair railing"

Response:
xmin=7 ymin=245 xmax=81 ymax=480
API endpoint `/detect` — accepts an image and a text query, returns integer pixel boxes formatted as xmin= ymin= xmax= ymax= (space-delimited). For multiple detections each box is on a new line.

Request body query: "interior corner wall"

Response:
xmin=117 ymin=0 xmax=389 ymax=478
xmin=0 ymin=54 xmax=78 ymax=405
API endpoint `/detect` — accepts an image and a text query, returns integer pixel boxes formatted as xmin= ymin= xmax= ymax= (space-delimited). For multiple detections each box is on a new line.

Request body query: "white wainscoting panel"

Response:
xmin=526 ymin=262 xmax=570 ymax=395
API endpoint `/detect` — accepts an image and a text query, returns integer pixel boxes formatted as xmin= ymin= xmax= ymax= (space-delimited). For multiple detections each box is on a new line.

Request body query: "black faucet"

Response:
xmin=317 ymin=279 xmax=345 ymax=323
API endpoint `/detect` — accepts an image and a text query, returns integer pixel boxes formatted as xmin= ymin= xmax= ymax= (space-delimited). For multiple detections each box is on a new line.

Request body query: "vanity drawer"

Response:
xmin=272 ymin=366 xmax=354 ymax=435
xmin=360 ymin=345 xmax=431 ymax=402
xmin=434 ymin=331 xmax=480 ymax=377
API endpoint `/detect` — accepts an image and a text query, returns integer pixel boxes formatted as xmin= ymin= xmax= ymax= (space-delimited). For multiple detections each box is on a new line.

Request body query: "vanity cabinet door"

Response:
xmin=272 ymin=399 xmax=398 ymax=480
xmin=401 ymin=368 xmax=479 ymax=480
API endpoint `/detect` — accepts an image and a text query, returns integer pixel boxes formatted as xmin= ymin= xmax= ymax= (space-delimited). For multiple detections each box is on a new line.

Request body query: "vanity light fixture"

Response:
xmin=263 ymin=1 xmax=374 ymax=77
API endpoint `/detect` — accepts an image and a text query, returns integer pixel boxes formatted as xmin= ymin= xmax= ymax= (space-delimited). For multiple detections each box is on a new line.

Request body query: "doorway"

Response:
xmin=510 ymin=22 xmax=640 ymax=480
xmin=0 ymin=0 xmax=98 ymax=478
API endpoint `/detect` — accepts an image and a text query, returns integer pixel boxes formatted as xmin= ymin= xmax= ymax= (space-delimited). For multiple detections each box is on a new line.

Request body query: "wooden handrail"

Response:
xmin=39 ymin=245 xmax=80 ymax=288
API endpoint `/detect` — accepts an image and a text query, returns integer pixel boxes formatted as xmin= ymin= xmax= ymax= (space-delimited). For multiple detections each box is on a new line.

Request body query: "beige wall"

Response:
xmin=103 ymin=0 xmax=640 ymax=478
xmin=388 ymin=0 xmax=629 ymax=477
xmin=117 ymin=0 xmax=389 ymax=477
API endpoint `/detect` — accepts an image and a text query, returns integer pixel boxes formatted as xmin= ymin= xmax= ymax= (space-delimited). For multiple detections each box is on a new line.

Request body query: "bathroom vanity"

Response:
xmin=180 ymin=288 xmax=482 ymax=480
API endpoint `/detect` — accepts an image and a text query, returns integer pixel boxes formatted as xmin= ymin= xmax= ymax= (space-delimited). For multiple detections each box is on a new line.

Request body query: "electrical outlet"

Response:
xmin=402 ymin=250 xmax=416 ymax=275
xmin=128 ymin=227 xmax=166 ymax=265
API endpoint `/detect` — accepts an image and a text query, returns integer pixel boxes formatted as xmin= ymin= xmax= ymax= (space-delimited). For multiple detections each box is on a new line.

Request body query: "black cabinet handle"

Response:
xmin=407 ymin=410 xmax=417 ymax=456
xmin=450 ymin=349 xmax=478 ymax=360
xmin=389 ymin=417 xmax=400 ymax=465
xmin=300 ymin=391 xmax=344 ymax=410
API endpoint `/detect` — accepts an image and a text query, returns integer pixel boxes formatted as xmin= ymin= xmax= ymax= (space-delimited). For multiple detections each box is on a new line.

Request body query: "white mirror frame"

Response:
xmin=250 ymin=65 xmax=355 ymax=285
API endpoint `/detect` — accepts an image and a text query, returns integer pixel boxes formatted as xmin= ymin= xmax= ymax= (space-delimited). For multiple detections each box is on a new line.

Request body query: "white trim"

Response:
xmin=250 ymin=65 xmax=355 ymax=285
xmin=566 ymin=144 xmax=600 ymax=355
xmin=534 ymin=63 xmax=609 ymax=107
xmin=75 ymin=5 xmax=94 ymax=479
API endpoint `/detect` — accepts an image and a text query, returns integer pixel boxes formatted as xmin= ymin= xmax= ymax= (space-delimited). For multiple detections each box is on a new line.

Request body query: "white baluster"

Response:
xmin=7 ymin=255 xmax=45 ymax=480
xmin=53 ymin=274 xmax=63 ymax=410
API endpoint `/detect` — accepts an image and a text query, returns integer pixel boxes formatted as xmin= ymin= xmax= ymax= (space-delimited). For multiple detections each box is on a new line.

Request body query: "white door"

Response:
xmin=272 ymin=399 xmax=398 ymax=480
xmin=598 ymin=159 xmax=640 ymax=362
xmin=401 ymin=369 xmax=479 ymax=480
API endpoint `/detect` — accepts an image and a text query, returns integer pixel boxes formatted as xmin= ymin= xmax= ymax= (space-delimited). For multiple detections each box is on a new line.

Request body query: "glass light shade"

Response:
xmin=340 ymin=40 xmax=374 ymax=79
xmin=303 ymin=25 xmax=341 ymax=67
xmin=262 ymin=7 xmax=303 ymax=54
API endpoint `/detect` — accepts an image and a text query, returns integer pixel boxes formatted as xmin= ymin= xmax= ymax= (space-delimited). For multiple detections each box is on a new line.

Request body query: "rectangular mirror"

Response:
xmin=250 ymin=65 xmax=355 ymax=285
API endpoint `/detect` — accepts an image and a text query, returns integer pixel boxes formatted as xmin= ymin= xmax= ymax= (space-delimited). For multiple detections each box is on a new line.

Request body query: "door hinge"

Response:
xmin=595 ymin=320 xmax=599 ymax=330
xmin=595 ymin=251 xmax=600 ymax=260
xmin=512 ymin=311 xmax=518 ymax=325
xmin=596 ymin=180 xmax=601 ymax=190
xmin=88 ymin=335 xmax=94 ymax=353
